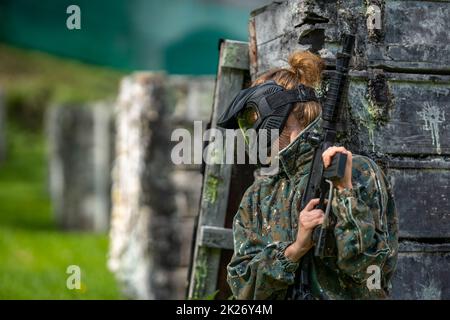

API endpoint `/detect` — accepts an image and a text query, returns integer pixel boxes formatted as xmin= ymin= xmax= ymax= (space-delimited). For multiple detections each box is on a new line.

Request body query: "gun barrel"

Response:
xmin=321 ymin=34 xmax=355 ymax=128
xmin=302 ymin=34 xmax=355 ymax=258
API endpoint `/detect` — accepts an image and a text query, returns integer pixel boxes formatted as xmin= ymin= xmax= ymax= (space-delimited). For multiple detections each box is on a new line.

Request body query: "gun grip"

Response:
xmin=312 ymin=225 xmax=326 ymax=257
xmin=323 ymin=152 xmax=347 ymax=180
xmin=312 ymin=225 xmax=321 ymax=245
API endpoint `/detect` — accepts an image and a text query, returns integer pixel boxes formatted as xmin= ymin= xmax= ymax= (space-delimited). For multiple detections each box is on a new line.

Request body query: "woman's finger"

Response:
xmin=322 ymin=146 xmax=348 ymax=168
xmin=315 ymin=216 xmax=325 ymax=225
xmin=324 ymin=146 xmax=347 ymax=156
xmin=305 ymin=210 xmax=325 ymax=222
xmin=301 ymin=211 xmax=324 ymax=225
xmin=304 ymin=198 xmax=320 ymax=211
xmin=309 ymin=209 xmax=324 ymax=218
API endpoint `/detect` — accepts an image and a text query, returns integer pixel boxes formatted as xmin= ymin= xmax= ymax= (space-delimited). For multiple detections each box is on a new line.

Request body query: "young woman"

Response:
xmin=220 ymin=51 xmax=398 ymax=300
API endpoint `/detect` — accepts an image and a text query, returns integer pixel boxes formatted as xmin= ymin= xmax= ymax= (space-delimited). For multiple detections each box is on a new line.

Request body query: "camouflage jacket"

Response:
xmin=227 ymin=116 xmax=399 ymax=300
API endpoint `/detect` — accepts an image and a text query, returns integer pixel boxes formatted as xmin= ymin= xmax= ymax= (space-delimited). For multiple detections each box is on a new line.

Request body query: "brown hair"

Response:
xmin=252 ymin=50 xmax=325 ymax=130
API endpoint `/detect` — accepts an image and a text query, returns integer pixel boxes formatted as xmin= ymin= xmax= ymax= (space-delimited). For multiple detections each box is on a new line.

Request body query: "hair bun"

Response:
xmin=288 ymin=51 xmax=325 ymax=87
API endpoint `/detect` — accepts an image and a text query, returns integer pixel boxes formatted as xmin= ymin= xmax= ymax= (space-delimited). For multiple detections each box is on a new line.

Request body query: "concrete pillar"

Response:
xmin=47 ymin=102 xmax=114 ymax=232
xmin=108 ymin=73 xmax=214 ymax=299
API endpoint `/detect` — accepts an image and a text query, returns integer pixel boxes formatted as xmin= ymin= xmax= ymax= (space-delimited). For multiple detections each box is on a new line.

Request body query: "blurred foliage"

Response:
xmin=189 ymin=290 xmax=219 ymax=300
xmin=0 ymin=44 xmax=123 ymax=299
xmin=0 ymin=122 xmax=122 ymax=299
xmin=0 ymin=43 xmax=124 ymax=129
xmin=0 ymin=0 xmax=259 ymax=74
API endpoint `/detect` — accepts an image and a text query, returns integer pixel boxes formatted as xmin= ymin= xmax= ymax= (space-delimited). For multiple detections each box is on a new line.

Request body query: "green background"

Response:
xmin=0 ymin=0 xmax=268 ymax=74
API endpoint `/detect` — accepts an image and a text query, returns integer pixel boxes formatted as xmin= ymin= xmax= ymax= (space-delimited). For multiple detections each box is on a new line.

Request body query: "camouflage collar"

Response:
xmin=276 ymin=115 xmax=322 ymax=180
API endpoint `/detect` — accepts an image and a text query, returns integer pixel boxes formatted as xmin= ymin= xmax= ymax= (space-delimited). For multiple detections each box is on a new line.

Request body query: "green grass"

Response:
xmin=0 ymin=120 xmax=122 ymax=300
xmin=0 ymin=43 xmax=124 ymax=105
xmin=0 ymin=43 xmax=125 ymax=132
xmin=0 ymin=43 xmax=124 ymax=299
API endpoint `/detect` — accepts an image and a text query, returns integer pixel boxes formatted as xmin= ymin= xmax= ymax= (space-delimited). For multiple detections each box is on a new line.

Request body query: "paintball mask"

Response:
xmin=217 ymin=80 xmax=319 ymax=149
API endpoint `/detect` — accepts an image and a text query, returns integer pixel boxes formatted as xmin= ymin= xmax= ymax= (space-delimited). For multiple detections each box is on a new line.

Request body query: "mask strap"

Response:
xmin=266 ymin=85 xmax=318 ymax=110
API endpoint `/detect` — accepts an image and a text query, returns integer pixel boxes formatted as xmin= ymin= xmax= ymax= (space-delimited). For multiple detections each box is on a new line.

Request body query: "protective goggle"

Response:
xmin=237 ymin=106 xmax=259 ymax=144
xmin=221 ymin=81 xmax=318 ymax=148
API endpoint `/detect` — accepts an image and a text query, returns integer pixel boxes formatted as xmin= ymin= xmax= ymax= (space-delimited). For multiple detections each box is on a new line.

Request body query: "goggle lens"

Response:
xmin=237 ymin=107 xmax=258 ymax=131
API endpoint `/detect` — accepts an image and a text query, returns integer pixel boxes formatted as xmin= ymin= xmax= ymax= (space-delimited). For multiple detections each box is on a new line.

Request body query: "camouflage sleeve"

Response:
xmin=227 ymin=188 xmax=299 ymax=300
xmin=331 ymin=156 xmax=399 ymax=287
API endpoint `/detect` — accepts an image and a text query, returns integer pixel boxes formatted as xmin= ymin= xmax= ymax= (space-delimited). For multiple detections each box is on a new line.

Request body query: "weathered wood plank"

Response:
xmin=399 ymin=241 xmax=450 ymax=253
xmin=188 ymin=40 xmax=249 ymax=299
xmin=250 ymin=0 xmax=450 ymax=77
xmin=369 ymin=1 xmax=450 ymax=72
xmin=249 ymin=17 xmax=259 ymax=78
xmin=251 ymin=0 xmax=335 ymax=47
xmin=392 ymin=248 xmax=450 ymax=299
xmin=199 ymin=226 xmax=234 ymax=250
xmin=387 ymin=168 xmax=450 ymax=239
xmin=221 ymin=40 xmax=250 ymax=70
xmin=388 ymin=158 xmax=450 ymax=170
xmin=253 ymin=30 xmax=340 ymax=77
xmin=348 ymin=73 xmax=450 ymax=156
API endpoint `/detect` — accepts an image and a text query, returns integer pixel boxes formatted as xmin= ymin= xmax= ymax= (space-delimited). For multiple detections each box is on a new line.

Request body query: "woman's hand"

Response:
xmin=322 ymin=146 xmax=353 ymax=191
xmin=284 ymin=147 xmax=353 ymax=263
xmin=285 ymin=198 xmax=324 ymax=262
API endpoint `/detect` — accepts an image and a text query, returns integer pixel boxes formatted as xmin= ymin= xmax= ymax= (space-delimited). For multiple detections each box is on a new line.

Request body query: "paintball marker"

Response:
xmin=301 ymin=34 xmax=356 ymax=258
